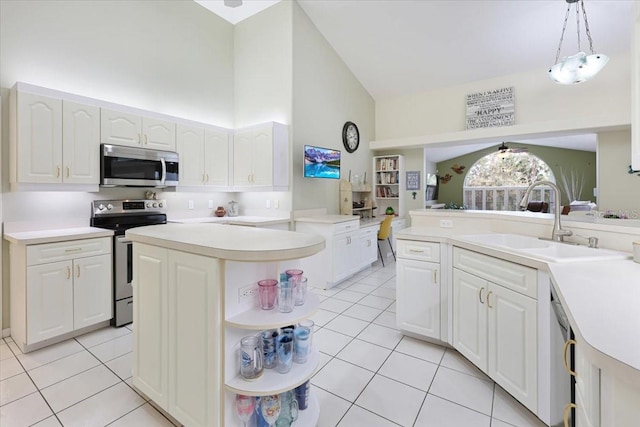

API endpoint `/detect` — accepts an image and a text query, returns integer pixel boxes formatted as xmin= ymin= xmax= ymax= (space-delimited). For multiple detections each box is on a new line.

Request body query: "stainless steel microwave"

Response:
xmin=100 ymin=144 xmax=179 ymax=188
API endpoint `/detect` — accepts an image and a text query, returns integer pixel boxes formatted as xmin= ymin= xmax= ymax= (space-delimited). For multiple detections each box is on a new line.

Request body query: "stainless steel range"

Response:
xmin=90 ymin=199 xmax=167 ymax=327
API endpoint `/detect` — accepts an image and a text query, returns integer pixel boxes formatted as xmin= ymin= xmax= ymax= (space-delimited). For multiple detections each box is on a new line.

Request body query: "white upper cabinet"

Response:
xmin=177 ymin=124 xmax=229 ymax=188
xmin=101 ymin=109 xmax=176 ymax=151
xmin=62 ymin=101 xmax=100 ymax=184
xmin=11 ymin=88 xmax=100 ymax=188
xmin=232 ymin=122 xmax=288 ymax=190
xmin=12 ymin=91 xmax=63 ymax=184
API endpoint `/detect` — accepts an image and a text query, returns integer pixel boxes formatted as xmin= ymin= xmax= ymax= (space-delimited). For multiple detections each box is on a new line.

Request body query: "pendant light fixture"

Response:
xmin=548 ymin=0 xmax=609 ymax=85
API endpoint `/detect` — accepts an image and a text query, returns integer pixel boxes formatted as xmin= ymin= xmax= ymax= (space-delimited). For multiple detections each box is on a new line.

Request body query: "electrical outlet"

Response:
xmin=440 ymin=219 xmax=453 ymax=228
xmin=188 ymin=200 xmax=194 ymax=210
xmin=274 ymin=199 xmax=279 ymax=209
xmin=238 ymin=284 xmax=257 ymax=303
xmin=266 ymin=199 xmax=271 ymax=209
xmin=208 ymin=200 xmax=214 ymax=209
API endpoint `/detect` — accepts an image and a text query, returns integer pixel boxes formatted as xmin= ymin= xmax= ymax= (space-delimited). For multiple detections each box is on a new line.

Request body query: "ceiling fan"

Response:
xmin=224 ymin=0 xmax=242 ymax=7
xmin=497 ymin=142 xmax=528 ymax=156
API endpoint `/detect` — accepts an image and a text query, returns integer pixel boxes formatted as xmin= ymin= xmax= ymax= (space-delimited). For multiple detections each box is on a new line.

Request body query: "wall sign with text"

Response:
xmin=466 ymin=87 xmax=514 ymax=130
xmin=406 ymin=171 xmax=420 ymax=191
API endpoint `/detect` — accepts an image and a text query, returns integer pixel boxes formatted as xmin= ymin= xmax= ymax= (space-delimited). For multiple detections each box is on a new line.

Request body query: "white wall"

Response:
xmin=291 ymin=2 xmax=375 ymax=213
xmin=0 ymin=0 xmax=235 ymax=126
xmin=375 ymin=52 xmax=630 ymax=140
xmin=597 ymin=130 xmax=640 ymax=215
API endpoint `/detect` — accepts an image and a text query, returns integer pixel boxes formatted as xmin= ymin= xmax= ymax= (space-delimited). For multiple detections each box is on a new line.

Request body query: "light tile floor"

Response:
xmin=0 ymin=259 xmax=547 ymax=427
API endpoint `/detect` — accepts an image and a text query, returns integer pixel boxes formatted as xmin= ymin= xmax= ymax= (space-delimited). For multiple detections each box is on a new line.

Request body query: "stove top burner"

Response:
xmin=90 ymin=199 xmax=167 ymax=235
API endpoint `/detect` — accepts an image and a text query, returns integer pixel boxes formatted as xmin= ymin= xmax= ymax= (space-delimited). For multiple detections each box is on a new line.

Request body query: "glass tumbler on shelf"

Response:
xmin=261 ymin=329 xmax=279 ymax=369
xmin=275 ymin=329 xmax=294 ymax=374
xmin=294 ymin=277 xmax=308 ymax=306
xmin=294 ymin=380 xmax=311 ymax=410
xmin=277 ymin=281 xmax=294 ymax=313
xmin=235 ymin=394 xmax=256 ymax=427
xmin=293 ymin=320 xmax=314 ymax=364
xmin=285 ymin=269 xmax=305 ymax=306
xmin=239 ymin=335 xmax=264 ymax=381
xmin=258 ymin=279 xmax=278 ymax=310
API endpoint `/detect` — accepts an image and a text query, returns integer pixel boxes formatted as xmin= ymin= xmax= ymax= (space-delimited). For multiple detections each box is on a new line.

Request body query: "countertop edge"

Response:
xmin=4 ymin=227 xmax=114 ymax=245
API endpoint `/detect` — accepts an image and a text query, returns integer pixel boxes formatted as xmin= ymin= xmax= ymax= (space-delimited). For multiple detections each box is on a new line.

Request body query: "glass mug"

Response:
xmin=275 ymin=390 xmax=299 ymax=427
xmin=239 ymin=336 xmax=263 ymax=380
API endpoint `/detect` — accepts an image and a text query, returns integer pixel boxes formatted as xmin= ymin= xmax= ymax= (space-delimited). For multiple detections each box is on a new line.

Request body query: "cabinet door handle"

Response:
xmin=144 ymin=134 xmax=148 ymax=145
xmin=479 ymin=287 xmax=485 ymax=304
xmin=66 ymin=266 xmax=71 ymax=279
xmin=138 ymin=133 xmax=142 ymax=144
xmin=433 ymin=270 xmax=438 ymax=284
xmin=76 ymin=265 xmax=80 ymax=278
xmin=486 ymin=290 xmax=493 ymax=308
xmin=563 ymin=403 xmax=576 ymax=427
xmin=56 ymin=166 xmax=61 ymax=178
xmin=205 ymin=174 xmax=209 ymax=182
xmin=65 ymin=166 xmax=70 ymax=178
xmin=202 ymin=174 xmax=206 ymax=183
xmin=563 ymin=339 xmax=577 ymax=377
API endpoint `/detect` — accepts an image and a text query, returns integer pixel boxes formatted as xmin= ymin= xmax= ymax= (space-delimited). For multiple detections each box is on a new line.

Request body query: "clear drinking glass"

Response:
xmin=260 ymin=394 xmax=282 ymax=427
xmin=285 ymin=269 xmax=306 ymax=306
xmin=261 ymin=329 xmax=279 ymax=369
xmin=235 ymin=394 xmax=255 ymax=427
xmin=277 ymin=281 xmax=294 ymax=313
xmin=275 ymin=329 xmax=294 ymax=373
xmin=293 ymin=320 xmax=313 ymax=364
xmin=294 ymin=277 xmax=308 ymax=306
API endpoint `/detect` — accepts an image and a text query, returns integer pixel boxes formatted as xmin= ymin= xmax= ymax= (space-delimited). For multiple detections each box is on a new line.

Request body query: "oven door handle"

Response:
xmin=118 ymin=239 xmax=132 ymax=244
xmin=160 ymin=157 xmax=167 ymax=185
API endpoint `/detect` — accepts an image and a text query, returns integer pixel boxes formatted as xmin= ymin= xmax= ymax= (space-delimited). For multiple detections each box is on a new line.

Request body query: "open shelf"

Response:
xmin=225 ymin=293 xmax=319 ymax=330
xmin=225 ymin=349 xmax=320 ymax=396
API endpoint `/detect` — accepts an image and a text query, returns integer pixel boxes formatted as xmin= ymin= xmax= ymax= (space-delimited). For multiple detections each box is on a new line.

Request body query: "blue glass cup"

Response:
xmin=276 ymin=329 xmax=294 ymax=374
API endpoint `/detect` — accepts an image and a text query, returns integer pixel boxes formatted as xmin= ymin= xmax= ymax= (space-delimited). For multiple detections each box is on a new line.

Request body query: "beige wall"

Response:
xmin=598 ymin=130 xmax=640 ymax=216
xmin=291 ymin=2 xmax=375 ymax=213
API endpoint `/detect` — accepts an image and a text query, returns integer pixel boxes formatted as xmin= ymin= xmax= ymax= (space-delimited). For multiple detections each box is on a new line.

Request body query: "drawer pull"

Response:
xmin=64 ymin=248 xmax=82 ymax=253
xmin=563 ymin=339 xmax=577 ymax=377
xmin=409 ymin=249 xmax=425 ymax=253
xmin=479 ymin=287 xmax=485 ymax=304
xmin=487 ymin=291 xmax=493 ymax=308
xmin=563 ymin=403 xmax=576 ymax=427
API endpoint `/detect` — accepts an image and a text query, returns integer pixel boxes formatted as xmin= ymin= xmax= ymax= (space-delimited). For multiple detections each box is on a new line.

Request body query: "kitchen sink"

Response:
xmin=456 ymin=233 xmax=630 ymax=263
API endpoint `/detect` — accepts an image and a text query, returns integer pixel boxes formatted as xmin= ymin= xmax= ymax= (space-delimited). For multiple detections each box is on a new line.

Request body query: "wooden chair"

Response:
xmin=377 ymin=215 xmax=396 ymax=267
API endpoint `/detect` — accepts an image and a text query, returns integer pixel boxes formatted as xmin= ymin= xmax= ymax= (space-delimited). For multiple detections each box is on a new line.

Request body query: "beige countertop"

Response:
xmin=126 ymin=223 xmax=326 ymax=262
xmin=168 ymin=216 xmax=290 ymax=227
xmin=4 ymin=227 xmax=114 ymax=245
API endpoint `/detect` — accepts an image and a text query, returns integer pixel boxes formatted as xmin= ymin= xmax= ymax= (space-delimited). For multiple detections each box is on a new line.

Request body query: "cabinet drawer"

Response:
xmin=334 ymin=220 xmax=359 ymax=234
xmin=397 ymin=240 xmax=440 ymax=262
xmin=27 ymin=237 xmax=111 ymax=265
xmin=453 ymin=247 xmax=537 ymax=298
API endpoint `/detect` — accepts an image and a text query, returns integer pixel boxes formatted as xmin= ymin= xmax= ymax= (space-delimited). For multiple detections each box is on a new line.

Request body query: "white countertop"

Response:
xmin=126 ymin=223 xmax=325 ymax=262
xmin=4 ymin=227 xmax=114 ymax=245
xmin=549 ymin=260 xmax=640 ymax=372
xmin=168 ymin=216 xmax=290 ymax=226
xmin=295 ymin=214 xmax=361 ymax=224
xmin=397 ymin=227 xmax=640 ymax=374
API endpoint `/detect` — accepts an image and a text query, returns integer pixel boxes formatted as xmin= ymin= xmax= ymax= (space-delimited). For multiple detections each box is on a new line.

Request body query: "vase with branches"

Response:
xmin=559 ymin=168 xmax=585 ymax=203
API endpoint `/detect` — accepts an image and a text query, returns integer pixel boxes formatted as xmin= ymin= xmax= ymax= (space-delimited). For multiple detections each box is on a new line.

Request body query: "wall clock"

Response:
xmin=342 ymin=121 xmax=360 ymax=153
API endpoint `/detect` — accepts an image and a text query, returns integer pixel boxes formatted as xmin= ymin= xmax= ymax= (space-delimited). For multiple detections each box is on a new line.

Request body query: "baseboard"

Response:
xmin=2 ymin=328 xmax=11 ymax=338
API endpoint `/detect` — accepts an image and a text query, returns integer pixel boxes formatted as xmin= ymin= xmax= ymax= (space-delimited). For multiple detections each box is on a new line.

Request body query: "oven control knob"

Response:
xmin=106 ymin=204 xmax=114 ymax=210
xmin=98 ymin=204 xmax=105 ymax=211
xmin=152 ymin=202 xmax=158 ymax=208
xmin=159 ymin=202 xmax=164 ymax=208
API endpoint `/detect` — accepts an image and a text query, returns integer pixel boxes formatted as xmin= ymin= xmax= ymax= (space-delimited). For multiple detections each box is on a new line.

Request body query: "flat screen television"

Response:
xmin=304 ymin=145 xmax=340 ymax=179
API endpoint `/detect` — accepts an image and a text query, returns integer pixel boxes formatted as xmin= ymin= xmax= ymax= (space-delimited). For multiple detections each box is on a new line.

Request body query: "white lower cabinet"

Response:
xmin=297 ymin=219 xmax=376 ymax=289
xmin=133 ymin=244 xmax=221 ymax=427
xmin=10 ymin=237 xmax=112 ymax=352
xmin=396 ymin=240 xmax=441 ymax=339
xmin=452 ymin=247 xmax=538 ymax=414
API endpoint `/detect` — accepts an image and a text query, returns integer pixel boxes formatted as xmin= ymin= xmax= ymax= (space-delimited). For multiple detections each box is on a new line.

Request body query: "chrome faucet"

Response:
xmin=519 ymin=180 xmax=573 ymax=242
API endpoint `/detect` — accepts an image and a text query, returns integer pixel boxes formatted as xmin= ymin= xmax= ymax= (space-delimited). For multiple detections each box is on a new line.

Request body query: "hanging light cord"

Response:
xmin=553 ymin=0 xmax=598 ymax=65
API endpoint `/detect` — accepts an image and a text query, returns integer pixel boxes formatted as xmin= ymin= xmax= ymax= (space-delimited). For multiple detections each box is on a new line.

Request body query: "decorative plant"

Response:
xmin=559 ymin=168 xmax=585 ymax=202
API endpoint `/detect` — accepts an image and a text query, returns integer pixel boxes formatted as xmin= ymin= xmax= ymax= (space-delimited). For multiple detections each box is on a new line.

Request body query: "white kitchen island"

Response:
xmin=126 ymin=223 xmax=325 ymax=427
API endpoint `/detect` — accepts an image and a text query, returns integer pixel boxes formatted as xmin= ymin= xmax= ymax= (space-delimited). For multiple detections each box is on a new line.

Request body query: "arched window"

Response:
xmin=463 ymin=151 xmax=555 ymax=211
